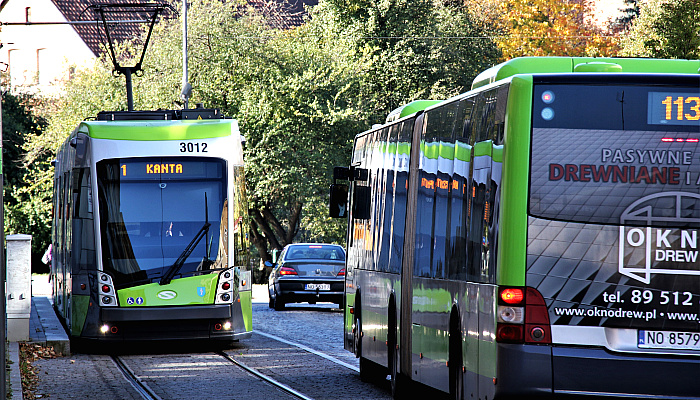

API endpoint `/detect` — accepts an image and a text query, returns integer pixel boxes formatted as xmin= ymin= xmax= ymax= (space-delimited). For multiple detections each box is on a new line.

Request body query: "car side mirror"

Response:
xmin=264 ymin=260 xmax=273 ymax=268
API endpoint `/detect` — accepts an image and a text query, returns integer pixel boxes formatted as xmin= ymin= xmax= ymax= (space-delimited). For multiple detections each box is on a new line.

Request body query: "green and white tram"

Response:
xmin=52 ymin=108 xmax=252 ymax=342
xmin=331 ymin=57 xmax=700 ymax=398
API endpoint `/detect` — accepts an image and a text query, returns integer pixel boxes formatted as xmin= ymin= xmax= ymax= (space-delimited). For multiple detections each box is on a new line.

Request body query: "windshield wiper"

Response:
xmin=160 ymin=193 xmax=211 ymax=285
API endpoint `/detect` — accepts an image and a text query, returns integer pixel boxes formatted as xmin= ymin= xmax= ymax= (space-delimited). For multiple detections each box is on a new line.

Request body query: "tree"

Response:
xmin=1 ymin=90 xmax=50 ymax=269
xmin=494 ymin=0 xmax=618 ymax=59
xmin=311 ymin=0 xmax=501 ymax=120
xmin=644 ymin=0 xmax=700 ymax=59
xmin=25 ymin=0 xmax=363 ymax=268
xmin=619 ymin=0 xmax=700 ymax=59
xmin=612 ymin=0 xmax=640 ymax=32
xmin=24 ymin=0 xmax=503 ymax=270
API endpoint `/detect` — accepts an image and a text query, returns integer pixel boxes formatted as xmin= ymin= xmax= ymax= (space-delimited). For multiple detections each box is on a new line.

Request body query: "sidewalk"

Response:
xmin=8 ymin=275 xmax=70 ymax=400
xmin=8 ymin=278 xmax=268 ymax=399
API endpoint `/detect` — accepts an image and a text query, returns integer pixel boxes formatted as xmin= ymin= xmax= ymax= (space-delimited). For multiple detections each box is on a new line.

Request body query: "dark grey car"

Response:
xmin=267 ymin=243 xmax=345 ymax=310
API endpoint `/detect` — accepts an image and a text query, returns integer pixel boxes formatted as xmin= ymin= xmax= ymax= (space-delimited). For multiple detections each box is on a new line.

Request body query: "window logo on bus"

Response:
xmin=619 ymin=192 xmax=700 ymax=284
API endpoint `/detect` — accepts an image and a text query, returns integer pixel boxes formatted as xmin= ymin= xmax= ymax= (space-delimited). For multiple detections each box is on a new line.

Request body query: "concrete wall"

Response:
xmin=0 ymin=0 xmax=96 ymax=96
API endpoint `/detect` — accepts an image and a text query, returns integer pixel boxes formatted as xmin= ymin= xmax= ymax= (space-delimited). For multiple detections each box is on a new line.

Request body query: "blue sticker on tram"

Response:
xmin=127 ymin=297 xmax=135 ymax=305
xmin=197 ymin=287 xmax=206 ymax=297
xmin=136 ymin=297 xmax=144 ymax=305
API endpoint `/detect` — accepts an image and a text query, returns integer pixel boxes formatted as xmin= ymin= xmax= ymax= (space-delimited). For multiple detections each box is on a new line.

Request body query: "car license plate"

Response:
xmin=305 ymin=283 xmax=330 ymax=291
xmin=638 ymin=330 xmax=700 ymax=350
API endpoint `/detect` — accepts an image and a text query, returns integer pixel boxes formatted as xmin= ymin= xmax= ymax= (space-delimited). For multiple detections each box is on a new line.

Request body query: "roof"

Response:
xmin=50 ymin=0 xmax=164 ymax=57
xmin=246 ymin=0 xmax=318 ymax=30
xmin=49 ymin=0 xmax=318 ymax=57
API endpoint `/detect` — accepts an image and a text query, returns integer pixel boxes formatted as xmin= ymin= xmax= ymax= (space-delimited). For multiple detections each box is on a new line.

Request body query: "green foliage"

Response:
xmin=1 ymin=91 xmax=50 ymax=256
xmin=23 ymin=0 xmax=502 ymax=259
xmin=312 ymin=0 xmax=500 ymax=120
xmin=613 ymin=0 xmax=640 ymax=31
xmin=644 ymin=0 xmax=700 ymax=59
xmin=620 ymin=0 xmax=700 ymax=59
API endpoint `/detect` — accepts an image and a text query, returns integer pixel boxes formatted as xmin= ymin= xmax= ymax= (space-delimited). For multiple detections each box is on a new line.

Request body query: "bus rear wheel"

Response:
xmin=449 ymin=318 xmax=464 ymax=400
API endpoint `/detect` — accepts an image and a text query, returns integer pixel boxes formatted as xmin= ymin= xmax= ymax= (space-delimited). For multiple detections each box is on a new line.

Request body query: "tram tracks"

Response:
xmin=110 ymin=328 xmax=366 ymax=400
xmin=111 ymin=330 xmax=344 ymax=400
xmin=112 ymin=356 xmax=163 ymax=400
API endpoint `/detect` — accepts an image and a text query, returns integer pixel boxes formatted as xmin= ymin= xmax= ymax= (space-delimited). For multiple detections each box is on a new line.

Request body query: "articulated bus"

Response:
xmin=52 ymin=108 xmax=252 ymax=342
xmin=330 ymin=57 xmax=700 ymax=399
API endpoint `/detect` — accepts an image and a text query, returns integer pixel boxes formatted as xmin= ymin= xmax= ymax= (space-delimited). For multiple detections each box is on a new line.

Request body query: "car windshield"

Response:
xmin=285 ymin=245 xmax=345 ymax=261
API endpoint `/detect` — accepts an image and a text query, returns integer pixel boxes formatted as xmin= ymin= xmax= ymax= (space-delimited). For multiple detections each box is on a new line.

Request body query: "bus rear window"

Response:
xmin=530 ymin=83 xmax=700 ymax=227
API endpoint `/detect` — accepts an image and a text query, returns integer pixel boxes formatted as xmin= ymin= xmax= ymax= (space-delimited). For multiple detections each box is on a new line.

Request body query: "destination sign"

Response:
xmin=114 ymin=157 xmax=224 ymax=180
xmin=648 ymin=92 xmax=700 ymax=126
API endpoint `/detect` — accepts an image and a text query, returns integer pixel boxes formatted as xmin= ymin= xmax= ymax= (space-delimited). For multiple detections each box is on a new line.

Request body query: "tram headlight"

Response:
xmin=100 ymin=324 xmax=110 ymax=334
xmin=98 ymin=273 xmax=119 ymax=307
xmin=223 ymin=321 xmax=232 ymax=330
xmin=215 ymin=268 xmax=235 ymax=304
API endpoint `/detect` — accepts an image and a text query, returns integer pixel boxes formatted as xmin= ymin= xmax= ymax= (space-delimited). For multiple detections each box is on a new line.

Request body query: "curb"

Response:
xmin=31 ymin=297 xmax=69 ymax=356
xmin=9 ymin=342 xmax=23 ymax=400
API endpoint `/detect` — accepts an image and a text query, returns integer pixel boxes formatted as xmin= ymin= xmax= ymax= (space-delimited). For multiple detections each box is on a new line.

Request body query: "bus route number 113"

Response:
xmin=662 ymin=96 xmax=700 ymax=122
xmin=180 ymin=142 xmax=208 ymax=153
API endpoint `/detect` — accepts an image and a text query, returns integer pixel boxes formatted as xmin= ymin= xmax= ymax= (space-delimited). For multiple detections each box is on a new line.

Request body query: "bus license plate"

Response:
xmin=305 ymin=283 xmax=330 ymax=291
xmin=638 ymin=330 xmax=700 ymax=350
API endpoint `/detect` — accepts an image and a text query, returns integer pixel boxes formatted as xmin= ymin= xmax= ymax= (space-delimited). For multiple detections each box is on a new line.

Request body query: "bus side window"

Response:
xmin=466 ymin=91 xmax=498 ymax=283
xmin=448 ymin=97 xmax=474 ymax=281
xmin=414 ymin=110 xmax=438 ymax=278
xmin=377 ymin=126 xmax=394 ymax=273
xmin=389 ymin=119 xmax=413 ymax=274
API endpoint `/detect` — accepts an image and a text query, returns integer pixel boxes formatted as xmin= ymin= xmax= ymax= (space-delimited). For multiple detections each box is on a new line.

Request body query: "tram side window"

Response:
xmin=72 ymin=168 xmax=96 ymax=271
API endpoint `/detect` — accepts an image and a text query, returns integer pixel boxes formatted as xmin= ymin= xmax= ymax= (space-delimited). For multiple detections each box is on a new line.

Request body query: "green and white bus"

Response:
xmin=330 ymin=57 xmax=700 ymax=399
xmin=52 ymin=108 xmax=252 ymax=342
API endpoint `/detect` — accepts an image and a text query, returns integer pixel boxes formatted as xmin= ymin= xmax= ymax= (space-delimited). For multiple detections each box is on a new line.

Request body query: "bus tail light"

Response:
xmin=496 ymin=286 xmax=551 ymax=344
xmin=525 ymin=287 xmax=551 ymax=344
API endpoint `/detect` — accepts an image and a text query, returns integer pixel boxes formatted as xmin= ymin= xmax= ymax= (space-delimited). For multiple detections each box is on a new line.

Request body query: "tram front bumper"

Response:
xmin=97 ymin=305 xmax=237 ymax=340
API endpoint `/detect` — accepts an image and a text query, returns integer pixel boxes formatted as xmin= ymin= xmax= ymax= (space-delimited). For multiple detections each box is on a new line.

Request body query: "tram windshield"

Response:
xmin=96 ymin=157 xmax=228 ymax=288
xmin=529 ymin=83 xmax=700 ymax=227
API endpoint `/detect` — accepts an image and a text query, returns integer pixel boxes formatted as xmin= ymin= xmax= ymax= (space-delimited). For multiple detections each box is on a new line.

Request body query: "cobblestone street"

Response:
xmin=29 ymin=287 xmax=392 ymax=400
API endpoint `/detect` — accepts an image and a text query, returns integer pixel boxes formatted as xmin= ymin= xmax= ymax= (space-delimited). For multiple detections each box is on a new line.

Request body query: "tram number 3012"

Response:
xmin=180 ymin=142 xmax=208 ymax=153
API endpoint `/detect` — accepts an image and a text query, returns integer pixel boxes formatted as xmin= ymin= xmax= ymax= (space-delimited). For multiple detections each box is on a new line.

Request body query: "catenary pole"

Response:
xmin=181 ymin=0 xmax=190 ymax=110
xmin=0 ymin=83 xmax=6 ymax=400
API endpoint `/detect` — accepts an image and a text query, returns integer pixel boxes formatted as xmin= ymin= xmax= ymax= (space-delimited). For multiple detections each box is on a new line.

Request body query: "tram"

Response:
xmin=331 ymin=57 xmax=700 ymax=398
xmin=51 ymin=108 xmax=252 ymax=341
